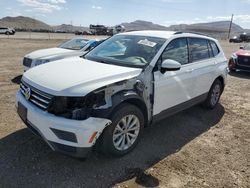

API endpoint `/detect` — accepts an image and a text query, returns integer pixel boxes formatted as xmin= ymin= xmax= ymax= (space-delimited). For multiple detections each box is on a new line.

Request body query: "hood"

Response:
xmin=25 ymin=47 xmax=75 ymax=59
xmin=236 ymin=49 xmax=250 ymax=56
xmin=22 ymin=57 xmax=142 ymax=96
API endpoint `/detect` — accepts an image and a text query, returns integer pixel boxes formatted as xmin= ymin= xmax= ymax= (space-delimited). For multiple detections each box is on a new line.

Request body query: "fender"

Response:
xmin=91 ymin=89 xmax=148 ymax=123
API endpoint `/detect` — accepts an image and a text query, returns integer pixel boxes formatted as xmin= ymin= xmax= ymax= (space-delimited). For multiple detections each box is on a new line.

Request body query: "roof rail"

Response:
xmin=174 ymin=31 xmax=212 ymax=38
xmin=174 ymin=31 xmax=183 ymax=35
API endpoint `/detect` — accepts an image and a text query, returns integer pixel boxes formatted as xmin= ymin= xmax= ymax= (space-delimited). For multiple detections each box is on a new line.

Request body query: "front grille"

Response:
xmin=20 ymin=81 xmax=53 ymax=110
xmin=237 ymin=55 xmax=250 ymax=67
xmin=23 ymin=57 xmax=32 ymax=67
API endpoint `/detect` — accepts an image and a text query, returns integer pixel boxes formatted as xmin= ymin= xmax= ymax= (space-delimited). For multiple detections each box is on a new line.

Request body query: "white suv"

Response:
xmin=0 ymin=27 xmax=15 ymax=35
xmin=16 ymin=31 xmax=227 ymax=158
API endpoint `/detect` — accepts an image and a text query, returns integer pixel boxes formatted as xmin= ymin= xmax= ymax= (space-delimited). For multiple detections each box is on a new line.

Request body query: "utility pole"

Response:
xmin=70 ymin=20 xmax=73 ymax=33
xmin=228 ymin=14 xmax=234 ymax=39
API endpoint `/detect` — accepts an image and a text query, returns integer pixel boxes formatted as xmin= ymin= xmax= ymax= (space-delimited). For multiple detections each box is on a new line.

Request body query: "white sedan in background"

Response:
xmin=23 ymin=38 xmax=104 ymax=71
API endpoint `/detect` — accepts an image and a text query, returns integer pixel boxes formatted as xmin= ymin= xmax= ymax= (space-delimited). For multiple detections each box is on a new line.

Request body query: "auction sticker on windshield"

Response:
xmin=138 ymin=39 xmax=157 ymax=47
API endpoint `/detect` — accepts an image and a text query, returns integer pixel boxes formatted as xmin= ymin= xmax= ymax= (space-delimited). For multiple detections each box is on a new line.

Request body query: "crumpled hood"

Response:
xmin=25 ymin=47 xmax=75 ymax=59
xmin=22 ymin=57 xmax=142 ymax=96
xmin=236 ymin=49 xmax=250 ymax=56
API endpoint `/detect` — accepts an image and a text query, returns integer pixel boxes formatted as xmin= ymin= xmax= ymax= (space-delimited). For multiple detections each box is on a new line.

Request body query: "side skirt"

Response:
xmin=152 ymin=93 xmax=208 ymax=124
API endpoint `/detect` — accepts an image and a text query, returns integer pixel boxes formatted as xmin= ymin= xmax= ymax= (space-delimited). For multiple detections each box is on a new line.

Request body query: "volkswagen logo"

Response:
xmin=24 ymin=87 xmax=31 ymax=100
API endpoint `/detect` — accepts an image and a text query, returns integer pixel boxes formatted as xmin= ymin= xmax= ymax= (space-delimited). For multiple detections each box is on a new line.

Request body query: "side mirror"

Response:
xmin=161 ymin=59 xmax=181 ymax=73
xmin=240 ymin=46 xmax=244 ymax=49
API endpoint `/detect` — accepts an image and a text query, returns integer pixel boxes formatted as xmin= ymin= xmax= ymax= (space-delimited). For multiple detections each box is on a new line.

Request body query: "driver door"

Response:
xmin=153 ymin=38 xmax=195 ymax=115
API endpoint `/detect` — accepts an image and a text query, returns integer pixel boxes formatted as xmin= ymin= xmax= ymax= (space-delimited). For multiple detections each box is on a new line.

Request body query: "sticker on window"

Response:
xmin=138 ymin=39 xmax=157 ymax=47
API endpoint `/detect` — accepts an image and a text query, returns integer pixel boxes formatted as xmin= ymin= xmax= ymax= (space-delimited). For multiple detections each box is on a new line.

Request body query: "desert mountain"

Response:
xmin=169 ymin=21 xmax=244 ymax=33
xmin=121 ymin=20 xmax=168 ymax=31
xmin=0 ymin=16 xmax=51 ymax=31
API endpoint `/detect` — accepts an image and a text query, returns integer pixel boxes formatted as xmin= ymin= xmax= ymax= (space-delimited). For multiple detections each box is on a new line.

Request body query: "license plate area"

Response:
xmin=17 ymin=102 xmax=27 ymax=122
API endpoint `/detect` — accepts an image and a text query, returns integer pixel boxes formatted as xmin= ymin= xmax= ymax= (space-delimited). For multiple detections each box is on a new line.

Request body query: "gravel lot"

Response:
xmin=0 ymin=37 xmax=249 ymax=188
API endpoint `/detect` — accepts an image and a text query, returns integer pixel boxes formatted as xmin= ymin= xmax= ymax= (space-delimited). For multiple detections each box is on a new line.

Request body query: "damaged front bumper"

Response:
xmin=16 ymin=90 xmax=111 ymax=158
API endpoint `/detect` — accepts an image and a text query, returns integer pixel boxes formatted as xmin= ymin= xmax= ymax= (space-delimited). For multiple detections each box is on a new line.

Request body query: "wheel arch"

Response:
xmin=109 ymin=91 xmax=149 ymax=127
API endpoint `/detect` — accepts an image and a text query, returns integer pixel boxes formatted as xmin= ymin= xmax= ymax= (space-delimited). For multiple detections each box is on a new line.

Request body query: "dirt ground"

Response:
xmin=0 ymin=37 xmax=249 ymax=188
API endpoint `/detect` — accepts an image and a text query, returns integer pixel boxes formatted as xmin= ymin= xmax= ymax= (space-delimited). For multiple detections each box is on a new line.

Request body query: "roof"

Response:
xmin=119 ymin=30 xmax=217 ymax=41
xmin=120 ymin=30 xmax=176 ymax=39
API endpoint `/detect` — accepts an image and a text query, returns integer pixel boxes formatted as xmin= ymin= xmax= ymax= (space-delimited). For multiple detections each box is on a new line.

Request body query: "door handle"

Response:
xmin=186 ymin=69 xmax=194 ymax=73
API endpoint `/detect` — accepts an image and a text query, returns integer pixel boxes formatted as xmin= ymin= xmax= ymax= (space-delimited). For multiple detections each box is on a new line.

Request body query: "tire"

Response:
xmin=99 ymin=103 xmax=144 ymax=157
xmin=5 ymin=31 xmax=10 ymax=35
xmin=203 ymin=79 xmax=223 ymax=109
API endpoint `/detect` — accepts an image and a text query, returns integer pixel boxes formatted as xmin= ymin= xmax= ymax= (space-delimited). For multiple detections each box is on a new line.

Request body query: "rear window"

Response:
xmin=210 ymin=41 xmax=220 ymax=56
xmin=189 ymin=38 xmax=210 ymax=62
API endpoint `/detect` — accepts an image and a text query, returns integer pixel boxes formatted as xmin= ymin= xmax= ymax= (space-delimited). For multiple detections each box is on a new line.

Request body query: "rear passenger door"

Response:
xmin=187 ymin=37 xmax=216 ymax=97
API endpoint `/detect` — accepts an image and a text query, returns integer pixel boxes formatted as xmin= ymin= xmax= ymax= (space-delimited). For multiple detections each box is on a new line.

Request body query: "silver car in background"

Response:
xmin=23 ymin=38 xmax=105 ymax=71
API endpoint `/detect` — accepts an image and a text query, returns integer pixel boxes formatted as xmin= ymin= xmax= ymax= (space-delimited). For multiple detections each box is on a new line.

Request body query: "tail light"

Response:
xmin=228 ymin=58 xmax=236 ymax=69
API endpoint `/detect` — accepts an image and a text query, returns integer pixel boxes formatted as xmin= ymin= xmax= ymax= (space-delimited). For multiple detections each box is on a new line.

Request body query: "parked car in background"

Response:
xmin=75 ymin=31 xmax=93 ymax=35
xmin=0 ymin=27 xmax=15 ymax=35
xmin=228 ymin=43 xmax=250 ymax=72
xmin=240 ymin=33 xmax=250 ymax=42
xmin=23 ymin=38 xmax=105 ymax=71
xmin=229 ymin=36 xmax=242 ymax=43
xmin=16 ymin=31 xmax=227 ymax=158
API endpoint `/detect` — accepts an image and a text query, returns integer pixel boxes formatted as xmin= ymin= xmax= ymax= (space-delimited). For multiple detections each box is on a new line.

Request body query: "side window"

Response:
xmin=160 ymin=38 xmax=188 ymax=65
xmin=207 ymin=40 xmax=214 ymax=57
xmin=210 ymin=40 xmax=220 ymax=56
xmin=189 ymin=38 xmax=210 ymax=62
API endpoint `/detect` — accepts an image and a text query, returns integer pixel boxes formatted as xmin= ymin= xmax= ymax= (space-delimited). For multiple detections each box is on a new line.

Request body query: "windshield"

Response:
xmin=244 ymin=43 xmax=250 ymax=50
xmin=85 ymin=35 xmax=166 ymax=68
xmin=59 ymin=38 xmax=89 ymax=50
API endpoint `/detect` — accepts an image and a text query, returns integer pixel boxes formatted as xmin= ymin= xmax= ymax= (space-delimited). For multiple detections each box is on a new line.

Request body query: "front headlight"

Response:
xmin=48 ymin=91 xmax=106 ymax=120
xmin=35 ymin=59 xmax=50 ymax=66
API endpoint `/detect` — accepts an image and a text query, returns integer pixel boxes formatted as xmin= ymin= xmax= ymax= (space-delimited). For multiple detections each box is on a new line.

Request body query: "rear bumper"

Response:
xmin=16 ymin=90 xmax=111 ymax=158
xmin=234 ymin=64 xmax=250 ymax=71
xmin=229 ymin=58 xmax=250 ymax=71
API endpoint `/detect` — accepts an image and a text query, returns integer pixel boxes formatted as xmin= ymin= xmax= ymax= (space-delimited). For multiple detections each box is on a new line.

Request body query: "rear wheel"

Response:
xmin=5 ymin=31 xmax=10 ymax=35
xmin=99 ymin=103 xmax=144 ymax=156
xmin=203 ymin=79 xmax=223 ymax=109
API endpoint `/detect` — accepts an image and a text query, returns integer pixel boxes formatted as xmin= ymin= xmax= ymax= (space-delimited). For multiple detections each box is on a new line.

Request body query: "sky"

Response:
xmin=1 ymin=0 xmax=250 ymax=28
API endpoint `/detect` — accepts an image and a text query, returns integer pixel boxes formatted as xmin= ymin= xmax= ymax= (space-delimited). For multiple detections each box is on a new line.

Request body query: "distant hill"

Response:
xmin=121 ymin=20 xmax=168 ymax=31
xmin=0 ymin=16 xmax=51 ymax=31
xmin=52 ymin=24 xmax=88 ymax=33
xmin=169 ymin=21 xmax=244 ymax=33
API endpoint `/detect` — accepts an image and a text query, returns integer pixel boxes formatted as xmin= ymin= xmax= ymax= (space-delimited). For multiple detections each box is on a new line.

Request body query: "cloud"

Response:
xmin=17 ymin=0 xmax=66 ymax=13
xmin=47 ymin=0 xmax=66 ymax=4
xmin=5 ymin=7 xmax=22 ymax=16
xmin=92 ymin=5 xmax=103 ymax=10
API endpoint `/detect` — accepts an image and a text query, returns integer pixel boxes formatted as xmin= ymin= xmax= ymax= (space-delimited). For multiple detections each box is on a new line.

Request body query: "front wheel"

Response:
xmin=99 ymin=103 xmax=144 ymax=156
xmin=203 ymin=79 xmax=223 ymax=109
